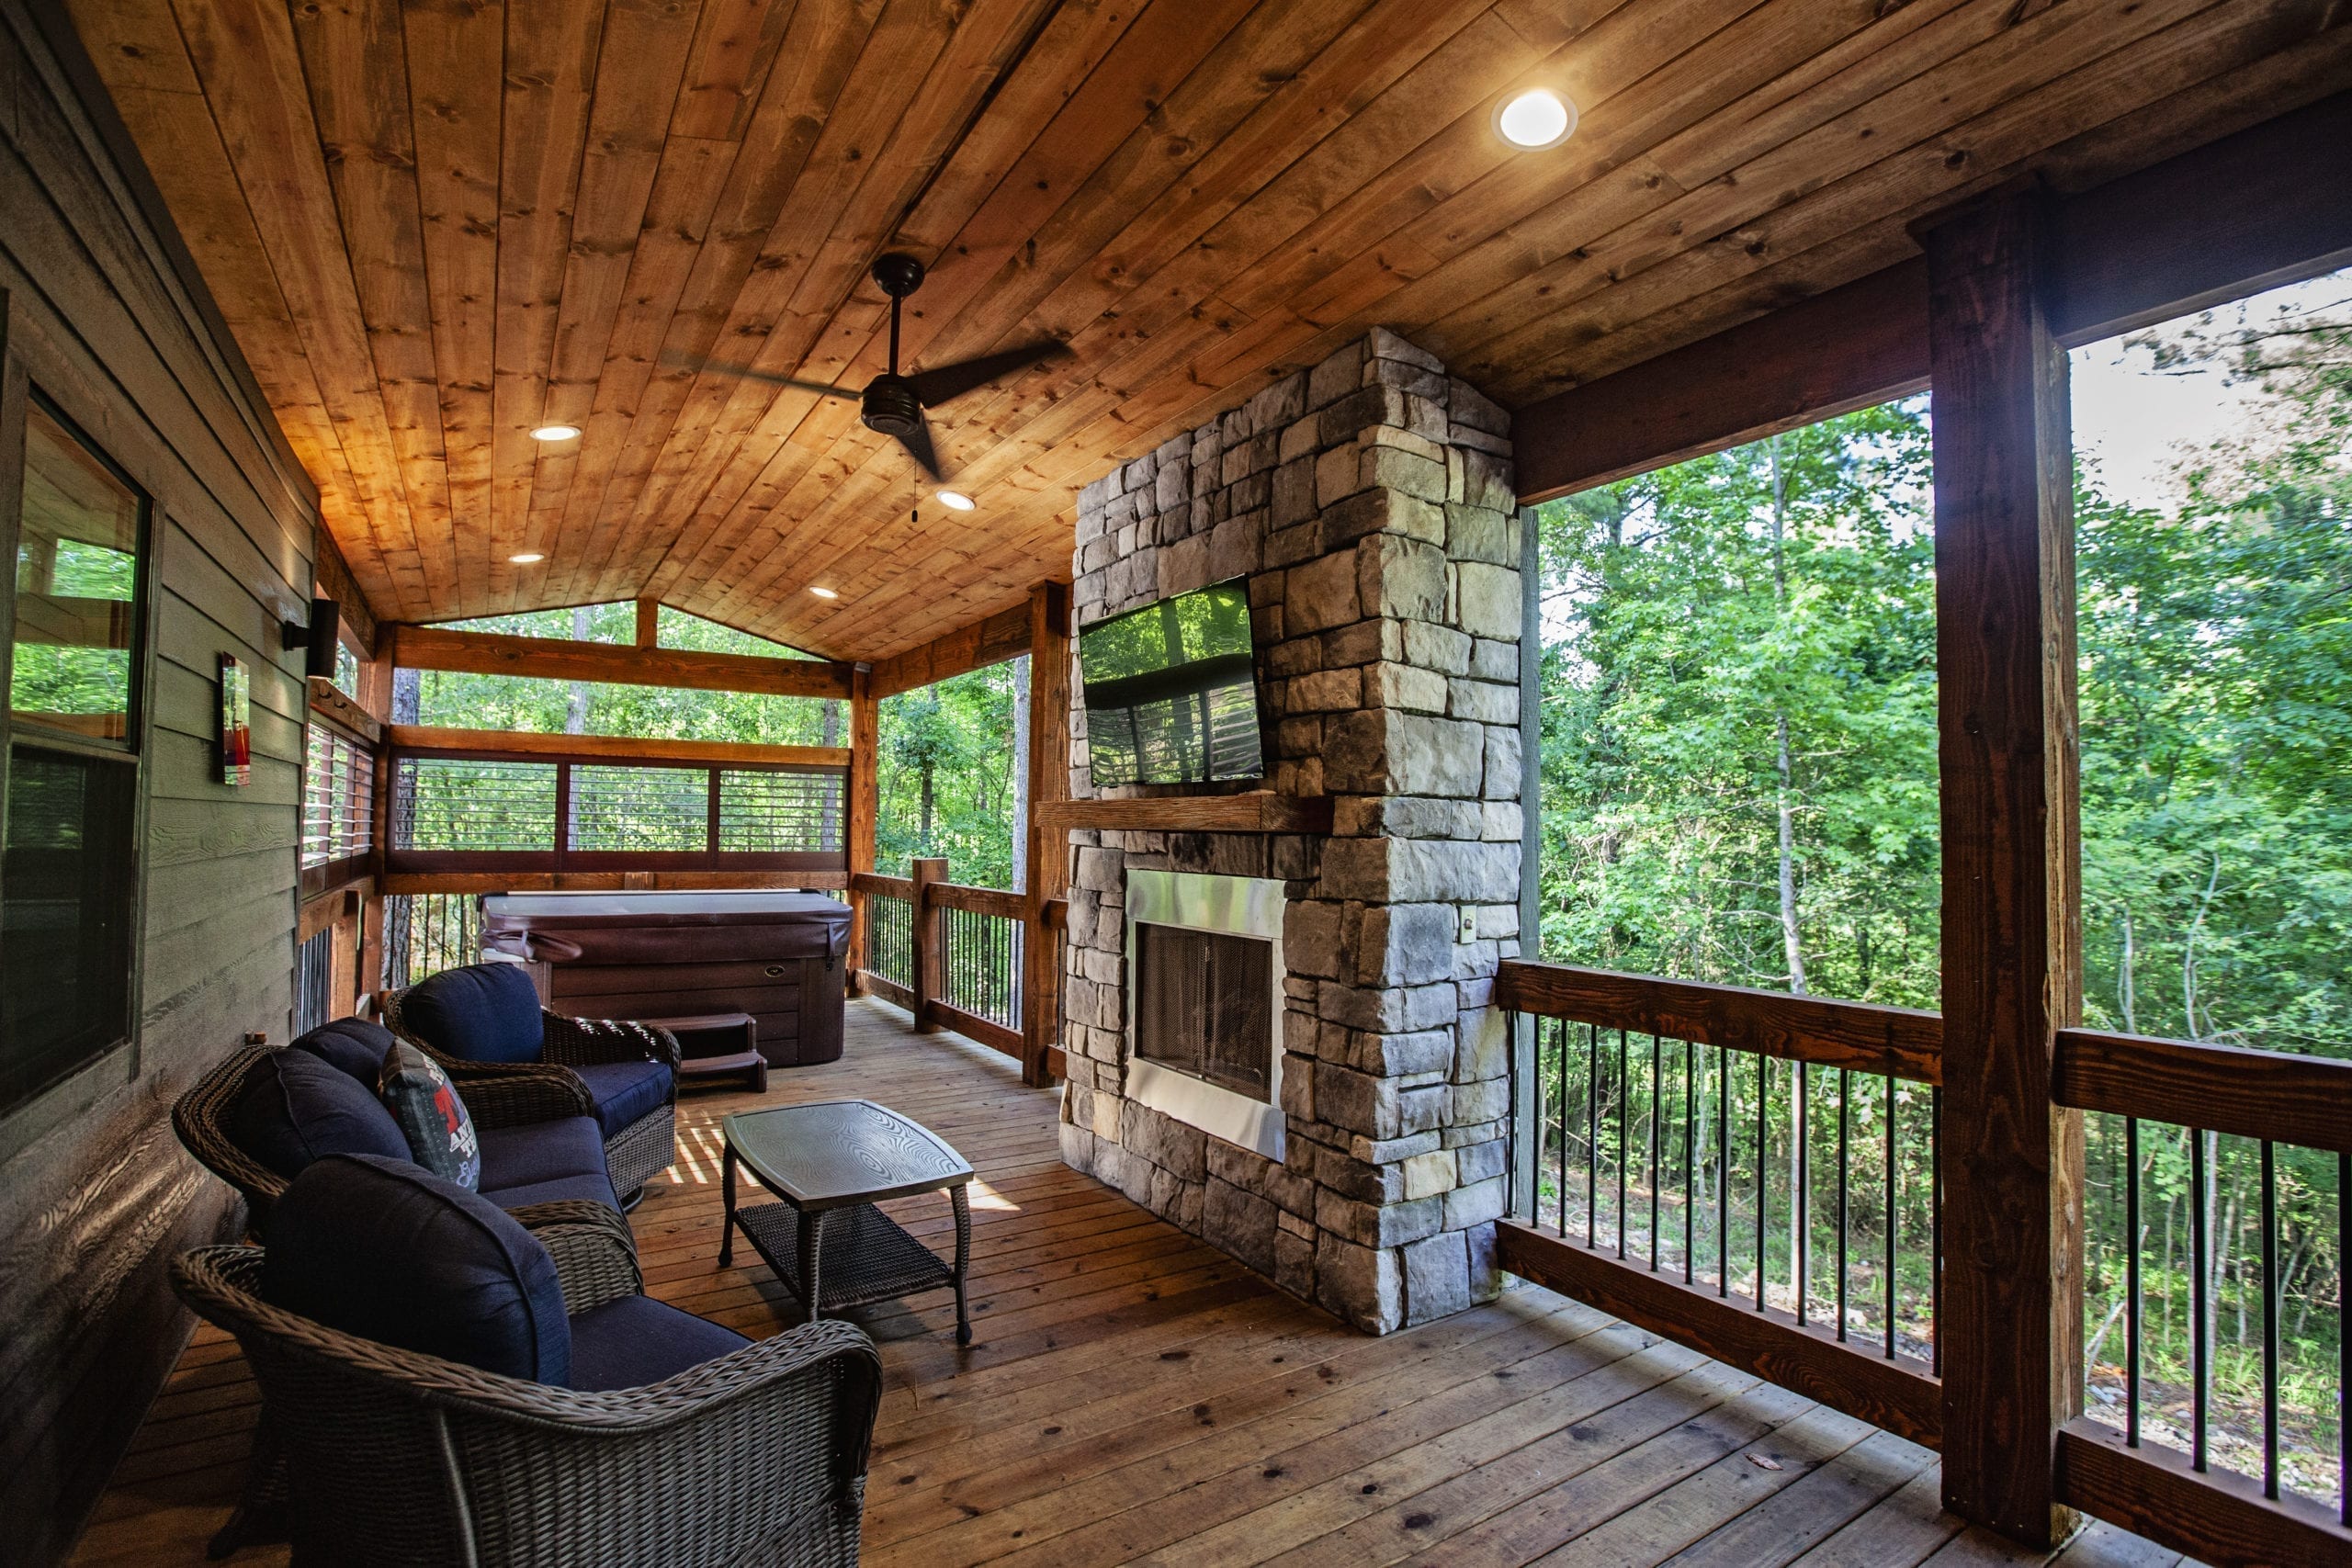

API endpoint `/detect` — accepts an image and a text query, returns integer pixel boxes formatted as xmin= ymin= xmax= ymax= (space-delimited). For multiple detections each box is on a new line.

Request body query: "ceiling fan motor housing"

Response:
xmin=860 ymin=375 xmax=924 ymax=438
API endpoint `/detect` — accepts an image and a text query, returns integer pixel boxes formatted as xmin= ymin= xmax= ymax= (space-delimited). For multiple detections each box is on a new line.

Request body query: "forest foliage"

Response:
xmin=1532 ymin=275 xmax=2350 ymax=1493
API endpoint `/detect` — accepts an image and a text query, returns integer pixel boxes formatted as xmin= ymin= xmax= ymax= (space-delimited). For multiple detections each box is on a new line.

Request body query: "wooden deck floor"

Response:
xmin=72 ymin=1000 xmax=2190 ymax=1568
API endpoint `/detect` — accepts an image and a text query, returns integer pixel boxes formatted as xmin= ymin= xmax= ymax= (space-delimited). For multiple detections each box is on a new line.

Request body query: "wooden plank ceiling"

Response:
xmin=64 ymin=0 xmax=2352 ymax=662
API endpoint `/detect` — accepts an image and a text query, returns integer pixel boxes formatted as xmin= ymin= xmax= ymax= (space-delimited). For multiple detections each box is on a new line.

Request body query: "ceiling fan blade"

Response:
xmin=895 ymin=412 xmax=944 ymax=482
xmin=673 ymin=356 xmax=860 ymax=400
xmin=903 ymin=340 xmax=1068 ymax=408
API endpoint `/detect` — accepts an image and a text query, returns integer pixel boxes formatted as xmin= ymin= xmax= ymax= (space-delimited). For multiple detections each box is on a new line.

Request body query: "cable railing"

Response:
xmin=1501 ymin=960 xmax=1944 ymax=1445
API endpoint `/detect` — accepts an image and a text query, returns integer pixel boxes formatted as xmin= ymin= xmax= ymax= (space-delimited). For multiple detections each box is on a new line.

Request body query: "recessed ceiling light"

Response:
xmin=808 ymin=585 xmax=840 ymax=600
xmin=507 ymin=552 xmax=545 ymax=564
xmin=1495 ymin=87 xmax=1577 ymax=150
xmin=529 ymin=423 xmax=581 ymax=442
xmin=935 ymin=490 xmax=977 ymax=512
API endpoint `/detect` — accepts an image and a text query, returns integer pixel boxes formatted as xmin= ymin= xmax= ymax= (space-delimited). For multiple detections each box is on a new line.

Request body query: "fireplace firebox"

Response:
xmin=1123 ymin=871 xmax=1285 ymax=1159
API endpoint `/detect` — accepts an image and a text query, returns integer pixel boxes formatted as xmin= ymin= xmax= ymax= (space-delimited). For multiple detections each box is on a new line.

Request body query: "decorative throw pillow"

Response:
xmin=378 ymin=1042 xmax=481 ymax=1190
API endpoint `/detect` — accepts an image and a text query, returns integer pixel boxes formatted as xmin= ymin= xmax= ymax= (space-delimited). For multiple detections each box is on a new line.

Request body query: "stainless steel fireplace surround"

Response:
xmin=1124 ymin=870 xmax=1286 ymax=1160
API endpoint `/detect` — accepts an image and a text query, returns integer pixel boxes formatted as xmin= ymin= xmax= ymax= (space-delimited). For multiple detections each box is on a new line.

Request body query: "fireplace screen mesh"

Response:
xmin=1134 ymin=922 xmax=1275 ymax=1102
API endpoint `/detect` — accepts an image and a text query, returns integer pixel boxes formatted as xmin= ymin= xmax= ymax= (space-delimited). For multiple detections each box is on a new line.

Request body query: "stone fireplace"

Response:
xmin=1056 ymin=327 xmax=1523 ymax=1334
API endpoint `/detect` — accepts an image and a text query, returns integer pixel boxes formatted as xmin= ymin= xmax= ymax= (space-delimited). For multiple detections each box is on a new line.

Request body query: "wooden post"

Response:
xmin=910 ymin=856 xmax=947 ymax=1033
xmin=1021 ymin=582 xmax=1070 ymax=1087
xmin=844 ymin=664 xmax=877 ymax=991
xmin=635 ymin=597 xmax=659 ymax=648
xmin=1922 ymin=189 xmax=2085 ymax=1549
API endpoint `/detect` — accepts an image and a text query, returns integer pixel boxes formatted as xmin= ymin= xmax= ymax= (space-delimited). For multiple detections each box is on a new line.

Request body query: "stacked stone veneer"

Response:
xmin=1056 ymin=328 xmax=1524 ymax=1334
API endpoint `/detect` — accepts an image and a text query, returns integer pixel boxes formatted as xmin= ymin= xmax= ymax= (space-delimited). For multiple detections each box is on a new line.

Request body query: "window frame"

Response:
xmin=0 ymin=370 xmax=157 ymax=1120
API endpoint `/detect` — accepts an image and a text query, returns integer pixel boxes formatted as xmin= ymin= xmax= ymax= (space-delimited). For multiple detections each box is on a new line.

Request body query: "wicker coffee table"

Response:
xmin=718 ymin=1099 xmax=975 ymax=1344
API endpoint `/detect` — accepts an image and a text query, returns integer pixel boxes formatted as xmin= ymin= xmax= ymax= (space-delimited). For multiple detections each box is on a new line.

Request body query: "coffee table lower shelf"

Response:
xmin=728 ymin=1200 xmax=969 ymax=1341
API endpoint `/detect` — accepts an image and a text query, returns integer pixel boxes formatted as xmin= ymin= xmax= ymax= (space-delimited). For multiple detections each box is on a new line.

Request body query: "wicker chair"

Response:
xmin=173 ymin=1201 xmax=880 ymax=1567
xmin=384 ymin=967 xmax=682 ymax=1203
xmin=175 ymin=1042 xmax=616 ymax=1231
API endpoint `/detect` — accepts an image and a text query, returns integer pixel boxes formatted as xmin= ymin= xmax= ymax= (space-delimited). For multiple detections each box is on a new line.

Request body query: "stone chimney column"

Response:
xmin=1058 ymin=327 xmax=1521 ymax=1333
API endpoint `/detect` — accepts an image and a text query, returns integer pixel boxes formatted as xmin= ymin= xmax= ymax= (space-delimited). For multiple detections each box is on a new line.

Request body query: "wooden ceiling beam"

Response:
xmin=869 ymin=601 xmax=1039 ymax=701
xmin=1513 ymin=87 xmax=2352 ymax=502
xmin=385 ymin=623 xmax=854 ymax=699
xmin=385 ymin=724 xmax=848 ymax=771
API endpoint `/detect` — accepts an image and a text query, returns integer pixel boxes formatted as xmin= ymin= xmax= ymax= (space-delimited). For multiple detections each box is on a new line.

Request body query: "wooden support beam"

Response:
xmin=311 ymin=520 xmax=379 ymax=659
xmin=1924 ymin=190 xmax=2084 ymax=1549
xmin=385 ymin=622 xmax=854 ymax=698
xmin=910 ymin=856 xmax=947 ymax=1035
xmin=1022 ymin=581 xmax=1070 ymax=1088
xmin=1515 ymin=92 xmax=2352 ymax=502
xmin=634 ymin=597 xmax=658 ymax=649
xmin=383 ymin=725 xmax=847 ymax=771
xmin=843 ymin=666 xmax=878 ymax=989
xmin=868 ymin=601 xmax=1035 ymax=700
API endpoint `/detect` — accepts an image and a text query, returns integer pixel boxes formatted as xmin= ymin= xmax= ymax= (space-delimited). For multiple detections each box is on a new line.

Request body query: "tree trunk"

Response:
xmin=2118 ymin=906 xmax=2137 ymax=1034
xmin=564 ymin=605 xmax=592 ymax=734
xmin=1011 ymin=654 xmax=1031 ymax=892
xmin=920 ymin=762 xmax=934 ymax=848
xmin=820 ymin=701 xmax=841 ymax=852
xmin=1767 ymin=435 xmax=1805 ymax=997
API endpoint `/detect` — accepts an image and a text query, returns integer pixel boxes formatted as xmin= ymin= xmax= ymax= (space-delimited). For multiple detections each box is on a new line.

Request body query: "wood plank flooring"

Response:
xmin=69 ymin=1000 xmax=2193 ymax=1567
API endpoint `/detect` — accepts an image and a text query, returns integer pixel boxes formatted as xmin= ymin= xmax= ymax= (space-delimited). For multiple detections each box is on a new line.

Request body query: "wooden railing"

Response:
xmin=2046 ymin=1026 xmax=2352 ymax=1566
xmin=849 ymin=859 xmax=1064 ymax=1084
xmin=1502 ymin=960 xmax=2352 ymax=1566
xmin=1498 ymin=960 xmax=1945 ymax=1446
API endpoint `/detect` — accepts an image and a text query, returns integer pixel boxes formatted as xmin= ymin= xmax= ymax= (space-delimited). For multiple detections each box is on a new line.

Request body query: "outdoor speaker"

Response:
xmin=302 ymin=597 xmax=341 ymax=679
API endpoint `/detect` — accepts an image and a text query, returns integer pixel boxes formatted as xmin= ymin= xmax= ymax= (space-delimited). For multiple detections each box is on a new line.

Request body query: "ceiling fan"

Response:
xmin=685 ymin=253 xmax=1066 ymax=481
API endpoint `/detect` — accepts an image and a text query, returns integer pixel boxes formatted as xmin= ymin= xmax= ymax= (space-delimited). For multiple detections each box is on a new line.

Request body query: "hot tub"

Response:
xmin=481 ymin=891 xmax=851 ymax=1066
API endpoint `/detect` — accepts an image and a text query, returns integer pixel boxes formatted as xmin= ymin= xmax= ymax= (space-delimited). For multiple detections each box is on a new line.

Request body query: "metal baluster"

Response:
xmin=1616 ymin=1029 xmax=1629 ymax=1259
xmin=1683 ymin=1038 xmax=1695 ymax=1285
xmin=1837 ymin=1067 xmax=1849 ymax=1343
xmin=1885 ymin=1077 xmax=1898 ymax=1359
xmin=1717 ymin=1044 xmax=1729 ymax=1298
xmin=1649 ymin=1033 xmax=1661 ymax=1271
xmin=1555 ymin=1020 xmax=1568 ymax=1237
xmin=2191 ymin=1126 xmax=2209 ymax=1472
xmin=1587 ymin=1023 xmax=1600 ymax=1248
xmin=2260 ymin=1139 xmax=2279 ymax=1500
xmin=1506 ymin=1011 xmax=1521 ymax=1221
xmin=1757 ymin=1054 xmax=1769 ymax=1313
xmin=1795 ymin=1061 xmax=1810 ymax=1325
xmin=2340 ymin=1149 xmax=2349 ymax=1528
xmin=2126 ymin=1116 xmax=2141 ymax=1445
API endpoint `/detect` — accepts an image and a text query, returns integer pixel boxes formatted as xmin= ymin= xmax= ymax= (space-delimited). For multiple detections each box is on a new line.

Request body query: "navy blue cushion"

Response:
xmin=565 ymin=1293 xmax=751 ymax=1393
xmin=571 ymin=1059 xmax=673 ymax=1141
xmin=290 ymin=1018 xmax=396 ymax=1082
xmin=262 ymin=1154 xmax=570 ymax=1384
xmin=229 ymin=1049 xmax=412 ymax=1179
xmin=401 ymin=964 xmax=546 ymax=1066
xmin=378 ymin=1042 xmax=482 ymax=1190
xmin=477 ymin=1116 xmax=619 ymax=1211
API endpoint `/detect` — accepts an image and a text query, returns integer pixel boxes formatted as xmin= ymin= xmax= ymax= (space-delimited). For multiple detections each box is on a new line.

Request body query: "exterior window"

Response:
xmin=3 ymin=400 xmax=149 ymax=1113
xmin=301 ymin=722 xmax=373 ymax=877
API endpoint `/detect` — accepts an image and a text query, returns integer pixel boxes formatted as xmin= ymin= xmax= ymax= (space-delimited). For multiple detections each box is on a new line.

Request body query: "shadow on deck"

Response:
xmin=70 ymin=999 xmax=2189 ymax=1567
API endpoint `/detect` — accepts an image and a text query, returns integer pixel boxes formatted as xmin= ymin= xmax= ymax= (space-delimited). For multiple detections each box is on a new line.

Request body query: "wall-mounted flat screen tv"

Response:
xmin=1079 ymin=577 xmax=1264 ymax=788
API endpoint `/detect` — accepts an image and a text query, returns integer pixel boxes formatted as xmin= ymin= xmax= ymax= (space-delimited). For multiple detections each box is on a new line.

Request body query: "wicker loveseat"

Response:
xmin=175 ymin=1156 xmax=880 ymax=1567
xmin=385 ymin=963 xmax=681 ymax=1202
xmin=175 ymin=1021 xmax=623 ymax=1228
